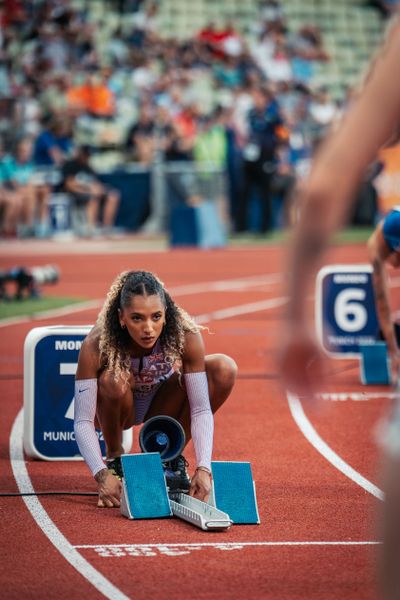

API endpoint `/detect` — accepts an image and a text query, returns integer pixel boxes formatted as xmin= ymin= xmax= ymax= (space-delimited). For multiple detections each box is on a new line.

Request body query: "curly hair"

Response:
xmin=96 ymin=270 xmax=201 ymax=383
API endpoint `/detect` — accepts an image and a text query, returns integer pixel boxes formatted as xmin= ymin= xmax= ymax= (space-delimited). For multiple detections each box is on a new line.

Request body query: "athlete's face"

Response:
xmin=119 ymin=294 xmax=166 ymax=351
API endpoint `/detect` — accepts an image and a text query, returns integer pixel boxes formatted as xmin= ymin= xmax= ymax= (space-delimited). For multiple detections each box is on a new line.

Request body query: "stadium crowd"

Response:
xmin=0 ymin=0 xmax=384 ymax=238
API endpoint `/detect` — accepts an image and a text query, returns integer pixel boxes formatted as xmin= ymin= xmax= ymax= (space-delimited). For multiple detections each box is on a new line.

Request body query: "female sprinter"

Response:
xmin=74 ymin=270 xmax=237 ymax=508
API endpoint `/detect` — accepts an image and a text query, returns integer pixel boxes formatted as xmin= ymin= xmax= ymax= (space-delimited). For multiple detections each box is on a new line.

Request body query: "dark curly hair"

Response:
xmin=96 ymin=270 xmax=201 ymax=382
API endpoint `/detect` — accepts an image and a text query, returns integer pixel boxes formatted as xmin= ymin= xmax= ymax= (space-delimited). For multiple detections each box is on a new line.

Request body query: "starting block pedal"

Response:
xmin=169 ymin=493 xmax=233 ymax=531
xmin=210 ymin=461 xmax=260 ymax=525
xmin=120 ymin=453 xmax=172 ymax=520
xmin=360 ymin=342 xmax=391 ymax=385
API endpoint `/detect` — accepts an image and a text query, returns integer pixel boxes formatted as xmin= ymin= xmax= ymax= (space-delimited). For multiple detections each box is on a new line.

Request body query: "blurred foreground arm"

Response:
xmin=281 ymin=19 xmax=400 ymax=399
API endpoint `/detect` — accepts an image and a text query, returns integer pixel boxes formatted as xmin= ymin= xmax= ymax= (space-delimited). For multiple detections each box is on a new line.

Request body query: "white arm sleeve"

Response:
xmin=74 ymin=378 xmax=106 ymax=477
xmin=184 ymin=371 xmax=214 ymax=470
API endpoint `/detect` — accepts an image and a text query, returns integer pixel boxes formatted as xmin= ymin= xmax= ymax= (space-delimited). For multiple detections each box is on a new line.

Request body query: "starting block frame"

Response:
xmin=120 ymin=454 xmax=260 ymax=530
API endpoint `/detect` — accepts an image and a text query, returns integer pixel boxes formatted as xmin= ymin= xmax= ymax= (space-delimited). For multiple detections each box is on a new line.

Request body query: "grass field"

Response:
xmin=0 ymin=297 xmax=85 ymax=320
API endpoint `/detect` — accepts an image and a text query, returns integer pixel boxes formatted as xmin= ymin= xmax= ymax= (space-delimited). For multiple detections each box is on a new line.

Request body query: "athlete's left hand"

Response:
xmin=189 ymin=468 xmax=212 ymax=503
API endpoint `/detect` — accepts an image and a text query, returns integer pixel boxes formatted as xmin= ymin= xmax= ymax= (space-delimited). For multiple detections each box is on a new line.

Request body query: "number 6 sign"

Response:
xmin=315 ymin=265 xmax=379 ymax=357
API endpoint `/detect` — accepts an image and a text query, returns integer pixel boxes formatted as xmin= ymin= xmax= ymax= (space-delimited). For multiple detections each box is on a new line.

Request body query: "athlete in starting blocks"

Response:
xmin=73 ymin=270 xmax=237 ymax=508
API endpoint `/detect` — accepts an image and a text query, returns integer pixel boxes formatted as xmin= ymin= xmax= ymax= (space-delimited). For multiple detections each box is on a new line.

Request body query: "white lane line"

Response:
xmin=0 ymin=273 xmax=282 ymax=329
xmin=10 ymin=409 xmax=130 ymax=600
xmin=317 ymin=391 xmax=397 ymax=402
xmin=75 ymin=541 xmax=380 ymax=549
xmin=170 ymin=273 xmax=283 ymax=295
xmin=287 ymin=392 xmax=384 ymax=501
xmin=195 ymin=297 xmax=287 ymax=324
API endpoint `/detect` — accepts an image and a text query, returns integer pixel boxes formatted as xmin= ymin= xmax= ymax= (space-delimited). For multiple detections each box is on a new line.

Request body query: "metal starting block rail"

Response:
xmin=119 ymin=453 xmax=260 ymax=530
xmin=169 ymin=492 xmax=233 ymax=531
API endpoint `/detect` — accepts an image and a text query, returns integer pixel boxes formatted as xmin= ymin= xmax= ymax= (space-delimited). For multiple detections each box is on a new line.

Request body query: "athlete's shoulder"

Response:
xmin=182 ymin=329 xmax=205 ymax=356
xmin=81 ymin=325 xmax=101 ymax=354
xmin=382 ymin=208 xmax=400 ymax=252
xmin=383 ymin=207 xmax=400 ymax=228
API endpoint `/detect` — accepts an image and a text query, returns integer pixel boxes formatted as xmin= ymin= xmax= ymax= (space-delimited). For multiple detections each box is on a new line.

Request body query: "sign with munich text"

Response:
xmin=23 ymin=326 xmax=104 ymax=460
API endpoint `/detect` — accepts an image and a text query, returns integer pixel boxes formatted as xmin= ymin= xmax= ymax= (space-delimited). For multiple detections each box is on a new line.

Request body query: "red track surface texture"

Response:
xmin=0 ymin=242 xmax=392 ymax=599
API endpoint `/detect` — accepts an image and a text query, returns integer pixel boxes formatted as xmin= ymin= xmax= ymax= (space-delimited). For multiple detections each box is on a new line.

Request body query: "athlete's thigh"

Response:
xmin=143 ymin=372 xmax=187 ymax=421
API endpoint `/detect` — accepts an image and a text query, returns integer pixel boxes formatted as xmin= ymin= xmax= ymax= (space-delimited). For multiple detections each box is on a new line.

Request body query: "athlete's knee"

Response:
xmin=208 ymin=354 xmax=237 ymax=390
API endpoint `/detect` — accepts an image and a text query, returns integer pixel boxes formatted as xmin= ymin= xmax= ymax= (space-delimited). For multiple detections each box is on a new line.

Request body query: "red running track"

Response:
xmin=0 ymin=242 xmax=392 ymax=599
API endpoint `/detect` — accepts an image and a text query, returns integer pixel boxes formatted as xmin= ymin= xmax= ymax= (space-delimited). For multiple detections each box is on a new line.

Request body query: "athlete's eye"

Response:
xmin=153 ymin=313 xmax=162 ymax=321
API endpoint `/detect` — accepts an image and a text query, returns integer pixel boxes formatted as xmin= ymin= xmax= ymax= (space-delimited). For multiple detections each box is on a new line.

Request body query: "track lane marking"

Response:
xmin=73 ymin=541 xmax=381 ymax=558
xmin=75 ymin=540 xmax=381 ymax=548
xmin=287 ymin=392 xmax=384 ymax=501
xmin=10 ymin=410 xmax=130 ymax=600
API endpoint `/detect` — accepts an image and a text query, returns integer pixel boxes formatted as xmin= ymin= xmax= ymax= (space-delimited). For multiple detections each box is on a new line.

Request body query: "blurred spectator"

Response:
xmin=259 ymin=0 xmax=286 ymax=25
xmin=259 ymin=32 xmax=293 ymax=82
xmin=235 ymin=86 xmax=285 ymax=233
xmin=193 ymin=107 xmax=229 ymax=223
xmin=39 ymin=23 xmax=71 ymax=72
xmin=309 ymin=87 xmax=338 ymax=130
xmin=128 ymin=1 xmax=160 ymax=47
xmin=164 ymin=102 xmax=199 ymax=161
xmin=288 ymin=25 xmax=329 ymax=62
xmin=0 ymin=138 xmax=22 ymax=236
xmin=217 ymin=20 xmax=245 ymax=59
xmin=213 ymin=55 xmax=244 ymax=89
xmin=125 ymin=103 xmax=155 ymax=164
xmin=33 ymin=114 xmax=74 ymax=167
xmin=2 ymin=136 xmax=50 ymax=237
xmin=66 ymin=70 xmax=115 ymax=118
xmin=59 ymin=145 xmax=120 ymax=235
xmin=197 ymin=21 xmax=223 ymax=57
xmin=193 ymin=108 xmax=227 ymax=168
xmin=130 ymin=56 xmax=158 ymax=94
xmin=12 ymin=82 xmax=41 ymax=137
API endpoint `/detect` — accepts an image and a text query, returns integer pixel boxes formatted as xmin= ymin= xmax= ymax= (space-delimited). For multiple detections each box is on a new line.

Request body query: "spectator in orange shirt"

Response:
xmin=66 ymin=71 xmax=115 ymax=118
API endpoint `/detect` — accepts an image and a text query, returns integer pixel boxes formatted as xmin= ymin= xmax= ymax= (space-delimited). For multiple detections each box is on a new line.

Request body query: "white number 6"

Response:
xmin=334 ymin=288 xmax=367 ymax=332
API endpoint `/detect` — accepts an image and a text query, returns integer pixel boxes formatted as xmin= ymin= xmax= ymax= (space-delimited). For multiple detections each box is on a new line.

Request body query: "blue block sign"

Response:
xmin=315 ymin=265 xmax=379 ymax=357
xmin=23 ymin=326 xmax=100 ymax=460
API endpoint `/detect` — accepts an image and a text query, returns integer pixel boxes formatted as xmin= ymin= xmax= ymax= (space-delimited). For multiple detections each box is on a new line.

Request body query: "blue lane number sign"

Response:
xmin=24 ymin=326 xmax=132 ymax=461
xmin=315 ymin=265 xmax=379 ymax=357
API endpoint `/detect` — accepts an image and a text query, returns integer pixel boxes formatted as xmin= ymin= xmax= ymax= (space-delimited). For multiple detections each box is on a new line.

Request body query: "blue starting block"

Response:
xmin=210 ymin=461 xmax=260 ymax=525
xmin=120 ymin=453 xmax=172 ymax=520
xmin=120 ymin=452 xmax=260 ymax=529
xmin=360 ymin=342 xmax=391 ymax=385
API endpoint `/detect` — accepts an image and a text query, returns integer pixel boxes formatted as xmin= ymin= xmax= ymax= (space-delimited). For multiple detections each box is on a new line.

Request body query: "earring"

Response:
xmin=121 ymin=323 xmax=126 ymax=329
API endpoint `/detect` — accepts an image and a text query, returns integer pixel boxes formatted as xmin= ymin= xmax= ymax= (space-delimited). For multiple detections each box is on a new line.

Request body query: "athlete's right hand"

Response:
xmin=95 ymin=469 xmax=122 ymax=508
